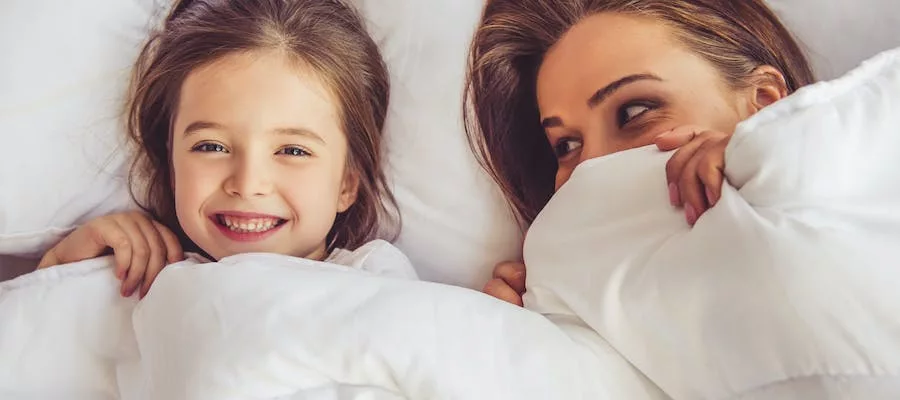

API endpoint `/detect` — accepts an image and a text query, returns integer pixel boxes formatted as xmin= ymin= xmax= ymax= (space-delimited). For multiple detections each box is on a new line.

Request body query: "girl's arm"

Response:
xmin=37 ymin=211 xmax=184 ymax=298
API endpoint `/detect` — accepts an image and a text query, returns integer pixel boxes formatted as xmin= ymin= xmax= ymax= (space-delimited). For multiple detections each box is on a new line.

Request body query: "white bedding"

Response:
xmin=524 ymin=47 xmax=900 ymax=399
xmin=0 ymin=254 xmax=665 ymax=399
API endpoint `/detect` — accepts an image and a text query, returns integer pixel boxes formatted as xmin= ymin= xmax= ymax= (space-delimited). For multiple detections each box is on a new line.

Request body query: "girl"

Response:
xmin=37 ymin=0 xmax=414 ymax=297
xmin=467 ymin=0 xmax=815 ymax=305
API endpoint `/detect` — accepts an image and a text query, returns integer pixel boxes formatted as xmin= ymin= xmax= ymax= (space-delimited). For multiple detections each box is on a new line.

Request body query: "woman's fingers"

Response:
xmin=483 ymin=278 xmax=524 ymax=307
xmin=679 ymin=147 xmax=710 ymax=225
xmin=493 ymin=261 xmax=526 ymax=295
xmin=654 ymin=125 xmax=703 ymax=151
xmin=664 ymin=133 xmax=710 ymax=207
xmin=696 ymin=139 xmax=728 ymax=207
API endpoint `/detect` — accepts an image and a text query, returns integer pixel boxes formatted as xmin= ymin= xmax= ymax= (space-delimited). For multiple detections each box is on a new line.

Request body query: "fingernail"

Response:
xmin=706 ymin=188 xmax=716 ymax=206
xmin=685 ymin=204 xmax=698 ymax=225
xmin=668 ymin=183 xmax=681 ymax=206
xmin=657 ymin=129 xmax=673 ymax=138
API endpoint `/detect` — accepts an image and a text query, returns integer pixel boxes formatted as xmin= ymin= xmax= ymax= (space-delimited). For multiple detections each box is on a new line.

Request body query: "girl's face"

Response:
xmin=171 ymin=51 xmax=358 ymax=261
xmin=536 ymin=13 xmax=761 ymax=190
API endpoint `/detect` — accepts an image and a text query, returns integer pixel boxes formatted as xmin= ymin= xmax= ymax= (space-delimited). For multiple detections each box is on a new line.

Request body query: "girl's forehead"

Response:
xmin=173 ymin=51 xmax=344 ymax=144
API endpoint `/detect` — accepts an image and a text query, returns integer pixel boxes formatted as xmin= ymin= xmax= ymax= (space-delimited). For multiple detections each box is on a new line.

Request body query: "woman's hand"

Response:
xmin=483 ymin=261 xmax=527 ymax=307
xmin=37 ymin=211 xmax=185 ymax=298
xmin=655 ymin=125 xmax=732 ymax=225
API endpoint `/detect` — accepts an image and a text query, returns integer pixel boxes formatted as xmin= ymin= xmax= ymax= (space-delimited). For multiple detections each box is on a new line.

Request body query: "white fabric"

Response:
xmin=766 ymin=0 xmax=900 ymax=80
xmin=355 ymin=0 xmax=524 ymax=287
xmin=0 ymin=0 xmax=157 ymax=256
xmin=0 ymin=251 xmax=665 ymax=399
xmin=524 ymin=46 xmax=900 ymax=399
xmin=176 ymin=239 xmax=421 ymax=281
xmin=324 ymin=240 xmax=419 ymax=280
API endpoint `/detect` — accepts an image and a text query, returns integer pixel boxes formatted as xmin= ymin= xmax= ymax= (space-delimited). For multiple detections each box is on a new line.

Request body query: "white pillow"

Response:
xmin=524 ymin=46 xmax=900 ymax=399
xmin=355 ymin=0 xmax=523 ymax=287
xmin=0 ymin=0 xmax=159 ymax=257
xmin=2 ymin=0 xmax=898 ymax=287
xmin=766 ymin=0 xmax=900 ymax=79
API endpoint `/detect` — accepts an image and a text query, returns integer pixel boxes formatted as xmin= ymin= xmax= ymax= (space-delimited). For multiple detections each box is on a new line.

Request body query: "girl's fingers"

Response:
xmin=153 ymin=220 xmax=185 ymax=264
xmin=117 ymin=217 xmax=151 ymax=297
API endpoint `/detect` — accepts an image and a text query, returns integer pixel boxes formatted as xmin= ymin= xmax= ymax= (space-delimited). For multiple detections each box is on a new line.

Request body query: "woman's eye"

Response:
xmin=277 ymin=146 xmax=311 ymax=157
xmin=191 ymin=142 xmax=227 ymax=153
xmin=617 ymin=103 xmax=654 ymax=126
xmin=553 ymin=138 xmax=583 ymax=159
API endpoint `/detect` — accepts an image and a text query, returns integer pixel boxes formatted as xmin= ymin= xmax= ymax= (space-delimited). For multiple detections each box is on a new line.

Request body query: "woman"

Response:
xmin=466 ymin=0 xmax=815 ymax=304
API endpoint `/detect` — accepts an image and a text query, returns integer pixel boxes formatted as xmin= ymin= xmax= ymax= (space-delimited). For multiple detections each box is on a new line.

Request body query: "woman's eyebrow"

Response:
xmin=587 ymin=73 xmax=663 ymax=108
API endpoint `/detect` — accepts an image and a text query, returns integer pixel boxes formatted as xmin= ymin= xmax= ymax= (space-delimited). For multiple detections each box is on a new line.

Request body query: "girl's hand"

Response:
xmin=37 ymin=211 xmax=185 ymax=298
xmin=483 ymin=261 xmax=526 ymax=307
xmin=654 ymin=125 xmax=732 ymax=226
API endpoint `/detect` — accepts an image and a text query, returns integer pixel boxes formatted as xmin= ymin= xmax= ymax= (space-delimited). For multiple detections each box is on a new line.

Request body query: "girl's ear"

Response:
xmin=337 ymin=169 xmax=360 ymax=213
xmin=747 ymin=65 xmax=788 ymax=112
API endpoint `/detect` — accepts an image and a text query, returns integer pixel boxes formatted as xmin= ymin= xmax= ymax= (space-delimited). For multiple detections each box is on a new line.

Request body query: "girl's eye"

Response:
xmin=616 ymin=102 xmax=656 ymax=127
xmin=277 ymin=146 xmax=311 ymax=157
xmin=553 ymin=138 xmax=583 ymax=159
xmin=191 ymin=142 xmax=227 ymax=153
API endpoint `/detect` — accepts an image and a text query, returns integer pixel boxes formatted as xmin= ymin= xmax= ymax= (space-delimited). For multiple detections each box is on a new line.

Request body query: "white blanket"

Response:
xmin=0 ymin=254 xmax=665 ymax=399
xmin=524 ymin=47 xmax=900 ymax=399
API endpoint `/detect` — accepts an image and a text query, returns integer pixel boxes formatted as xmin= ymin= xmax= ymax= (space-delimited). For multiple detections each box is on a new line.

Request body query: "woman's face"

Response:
xmin=536 ymin=13 xmax=755 ymax=190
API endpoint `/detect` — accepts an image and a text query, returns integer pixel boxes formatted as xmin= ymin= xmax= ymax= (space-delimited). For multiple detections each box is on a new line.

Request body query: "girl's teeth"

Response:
xmin=220 ymin=216 xmax=281 ymax=233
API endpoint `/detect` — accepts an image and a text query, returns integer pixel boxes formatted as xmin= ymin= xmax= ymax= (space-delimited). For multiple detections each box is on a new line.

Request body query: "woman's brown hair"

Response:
xmin=464 ymin=0 xmax=815 ymax=223
xmin=129 ymin=0 xmax=396 ymax=255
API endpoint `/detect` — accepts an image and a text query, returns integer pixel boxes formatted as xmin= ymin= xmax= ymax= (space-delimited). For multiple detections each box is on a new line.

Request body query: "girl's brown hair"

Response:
xmin=129 ymin=0 xmax=396 ymax=254
xmin=464 ymin=0 xmax=815 ymax=223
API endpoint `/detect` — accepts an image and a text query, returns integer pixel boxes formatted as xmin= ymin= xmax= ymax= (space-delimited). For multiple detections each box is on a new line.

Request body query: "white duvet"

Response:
xmin=524 ymin=47 xmax=900 ymax=399
xmin=0 ymin=254 xmax=663 ymax=400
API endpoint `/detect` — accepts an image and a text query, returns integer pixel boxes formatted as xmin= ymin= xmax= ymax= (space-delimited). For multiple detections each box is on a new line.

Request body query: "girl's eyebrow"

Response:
xmin=273 ymin=127 xmax=326 ymax=144
xmin=182 ymin=120 xmax=222 ymax=137
xmin=182 ymin=121 xmax=326 ymax=144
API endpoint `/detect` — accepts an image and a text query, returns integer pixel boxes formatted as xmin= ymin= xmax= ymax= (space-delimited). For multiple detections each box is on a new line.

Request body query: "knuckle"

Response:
xmin=666 ymin=159 xmax=678 ymax=178
xmin=132 ymin=245 xmax=149 ymax=258
xmin=112 ymin=234 xmax=131 ymax=248
xmin=483 ymin=279 xmax=506 ymax=294
xmin=129 ymin=211 xmax=146 ymax=219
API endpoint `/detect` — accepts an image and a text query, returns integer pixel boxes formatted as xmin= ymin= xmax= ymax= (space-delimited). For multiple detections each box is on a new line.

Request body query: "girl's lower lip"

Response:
xmin=209 ymin=216 xmax=286 ymax=243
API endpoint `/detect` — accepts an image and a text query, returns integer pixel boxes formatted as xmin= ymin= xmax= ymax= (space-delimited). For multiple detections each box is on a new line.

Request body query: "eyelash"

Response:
xmin=191 ymin=142 xmax=227 ymax=153
xmin=276 ymin=146 xmax=311 ymax=157
xmin=553 ymin=138 xmax=582 ymax=159
xmin=551 ymin=99 xmax=663 ymax=160
xmin=190 ymin=143 xmax=312 ymax=157
xmin=616 ymin=99 xmax=661 ymax=128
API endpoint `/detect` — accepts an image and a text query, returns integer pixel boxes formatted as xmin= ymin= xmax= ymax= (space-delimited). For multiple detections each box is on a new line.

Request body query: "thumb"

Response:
xmin=36 ymin=249 xmax=61 ymax=269
xmin=52 ymin=228 xmax=113 ymax=267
